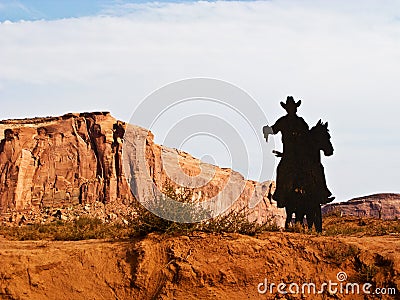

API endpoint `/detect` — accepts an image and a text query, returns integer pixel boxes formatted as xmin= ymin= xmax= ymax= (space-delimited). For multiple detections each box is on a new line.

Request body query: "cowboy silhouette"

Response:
xmin=263 ymin=96 xmax=334 ymax=230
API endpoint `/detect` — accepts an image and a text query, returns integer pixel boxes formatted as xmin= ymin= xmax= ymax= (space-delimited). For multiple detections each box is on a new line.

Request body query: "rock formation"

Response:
xmin=0 ymin=113 xmax=130 ymax=210
xmin=0 ymin=112 xmax=285 ymax=225
xmin=322 ymin=193 xmax=400 ymax=220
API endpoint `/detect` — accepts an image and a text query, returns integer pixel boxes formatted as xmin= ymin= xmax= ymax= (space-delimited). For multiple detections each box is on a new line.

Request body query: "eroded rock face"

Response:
xmin=0 ymin=112 xmax=132 ymax=212
xmin=322 ymin=193 xmax=400 ymax=220
xmin=0 ymin=113 xmax=285 ymax=225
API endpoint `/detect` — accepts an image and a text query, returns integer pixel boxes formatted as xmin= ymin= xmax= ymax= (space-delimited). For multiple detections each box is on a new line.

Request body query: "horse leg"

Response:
xmin=306 ymin=204 xmax=315 ymax=230
xmin=295 ymin=206 xmax=305 ymax=226
xmin=315 ymin=205 xmax=322 ymax=233
xmin=295 ymin=196 xmax=307 ymax=227
xmin=285 ymin=208 xmax=293 ymax=230
xmin=285 ymin=204 xmax=295 ymax=229
xmin=304 ymin=204 xmax=314 ymax=229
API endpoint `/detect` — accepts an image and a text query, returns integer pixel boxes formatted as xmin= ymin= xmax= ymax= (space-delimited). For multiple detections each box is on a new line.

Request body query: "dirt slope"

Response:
xmin=0 ymin=233 xmax=398 ymax=300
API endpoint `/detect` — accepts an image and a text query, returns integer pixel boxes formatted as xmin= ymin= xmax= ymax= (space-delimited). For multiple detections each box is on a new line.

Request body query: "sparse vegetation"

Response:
xmin=0 ymin=217 xmax=132 ymax=241
xmin=130 ymin=182 xmax=210 ymax=235
xmin=284 ymin=222 xmax=311 ymax=234
xmin=131 ymin=182 xmax=278 ymax=236
xmin=357 ymin=264 xmax=378 ymax=282
xmin=131 ymin=202 xmax=278 ymax=237
xmin=1 ymin=213 xmax=399 ymax=241
xmin=323 ymin=215 xmax=400 ymax=236
xmin=0 ymin=183 xmax=278 ymax=240
xmin=322 ymin=243 xmax=359 ymax=265
xmin=1 ymin=185 xmax=399 ymax=241
xmin=201 ymin=207 xmax=280 ymax=235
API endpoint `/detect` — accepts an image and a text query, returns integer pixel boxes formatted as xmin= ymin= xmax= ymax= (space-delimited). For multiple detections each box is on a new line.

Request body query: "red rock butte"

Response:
xmin=0 ymin=112 xmax=284 ymax=225
xmin=322 ymin=193 xmax=400 ymax=220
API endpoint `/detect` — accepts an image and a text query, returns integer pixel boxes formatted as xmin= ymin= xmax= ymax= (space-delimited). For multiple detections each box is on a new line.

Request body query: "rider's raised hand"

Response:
xmin=263 ymin=126 xmax=274 ymax=142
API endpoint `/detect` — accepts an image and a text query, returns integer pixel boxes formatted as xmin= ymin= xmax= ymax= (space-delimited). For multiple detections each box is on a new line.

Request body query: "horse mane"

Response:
xmin=311 ymin=119 xmax=330 ymax=138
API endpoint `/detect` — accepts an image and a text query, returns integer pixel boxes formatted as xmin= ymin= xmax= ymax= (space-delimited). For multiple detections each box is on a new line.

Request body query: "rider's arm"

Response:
xmin=263 ymin=117 xmax=283 ymax=142
xmin=263 ymin=125 xmax=274 ymax=142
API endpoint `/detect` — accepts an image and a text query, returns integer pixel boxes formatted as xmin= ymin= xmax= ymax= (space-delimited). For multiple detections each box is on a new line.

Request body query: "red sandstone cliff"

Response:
xmin=322 ymin=193 xmax=400 ymax=220
xmin=0 ymin=112 xmax=284 ymax=225
xmin=0 ymin=112 xmax=131 ymax=210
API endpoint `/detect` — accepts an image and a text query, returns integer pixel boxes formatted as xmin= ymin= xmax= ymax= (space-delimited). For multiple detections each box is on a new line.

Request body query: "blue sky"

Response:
xmin=0 ymin=0 xmax=104 ymax=21
xmin=0 ymin=0 xmax=205 ymax=21
xmin=1 ymin=0 xmax=399 ymax=202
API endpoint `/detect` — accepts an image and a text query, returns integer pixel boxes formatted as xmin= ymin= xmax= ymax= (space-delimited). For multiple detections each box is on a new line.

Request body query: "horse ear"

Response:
xmin=324 ymin=122 xmax=329 ymax=128
xmin=317 ymin=119 xmax=322 ymax=125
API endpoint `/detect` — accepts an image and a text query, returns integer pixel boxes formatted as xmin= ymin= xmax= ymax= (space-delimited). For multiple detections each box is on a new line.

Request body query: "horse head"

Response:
xmin=311 ymin=120 xmax=334 ymax=156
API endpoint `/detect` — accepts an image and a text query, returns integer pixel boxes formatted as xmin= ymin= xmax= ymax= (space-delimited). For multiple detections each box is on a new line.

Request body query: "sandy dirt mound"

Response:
xmin=0 ymin=233 xmax=398 ymax=299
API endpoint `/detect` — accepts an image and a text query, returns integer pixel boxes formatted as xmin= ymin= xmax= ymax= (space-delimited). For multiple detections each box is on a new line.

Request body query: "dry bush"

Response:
xmin=130 ymin=183 xmax=278 ymax=236
xmin=322 ymin=215 xmax=400 ymax=236
xmin=322 ymin=243 xmax=359 ymax=265
xmin=0 ymin=217 xmax=132 ymax=241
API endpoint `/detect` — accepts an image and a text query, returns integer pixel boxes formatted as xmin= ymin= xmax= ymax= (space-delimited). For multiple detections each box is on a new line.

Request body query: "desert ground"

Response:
xmin=0 ymin=216 xmax=399 ymax=300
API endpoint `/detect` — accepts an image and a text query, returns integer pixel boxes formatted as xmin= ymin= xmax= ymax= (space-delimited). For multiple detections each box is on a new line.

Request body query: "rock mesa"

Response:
xmin=322 ymin=193 xmax=400 ymax=220
xmin=0 ymin=112 xmax=284 ymax=225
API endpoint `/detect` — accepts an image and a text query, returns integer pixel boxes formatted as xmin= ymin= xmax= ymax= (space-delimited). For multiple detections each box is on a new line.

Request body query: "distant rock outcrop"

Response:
xmin=0 ymin=112 xmax=284 ymax=225
xmin=322 ymin=193 xmax=400 ymax=220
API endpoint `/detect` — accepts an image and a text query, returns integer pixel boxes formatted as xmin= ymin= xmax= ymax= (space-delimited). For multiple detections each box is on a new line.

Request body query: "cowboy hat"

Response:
xmin=280 ymin=96 xmax=301 ymax=110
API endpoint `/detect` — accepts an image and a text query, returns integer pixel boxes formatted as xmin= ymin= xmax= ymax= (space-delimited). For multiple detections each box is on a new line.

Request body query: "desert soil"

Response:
xmin=0 ymin=233 xmax=399 ymax=300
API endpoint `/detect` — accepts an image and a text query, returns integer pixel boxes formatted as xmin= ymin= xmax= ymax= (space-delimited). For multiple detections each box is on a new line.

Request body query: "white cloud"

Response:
xmin=0 ymin=0 xmax=399 ymax=200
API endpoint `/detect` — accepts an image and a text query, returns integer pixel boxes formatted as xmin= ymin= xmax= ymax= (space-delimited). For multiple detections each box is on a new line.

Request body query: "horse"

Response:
xmin=278 ymin=120 xmax=333 ymax=232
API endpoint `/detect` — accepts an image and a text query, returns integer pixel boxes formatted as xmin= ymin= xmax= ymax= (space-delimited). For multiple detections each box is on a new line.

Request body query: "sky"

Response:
xmin=0 ymin=0 xmax=399 ymax=202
